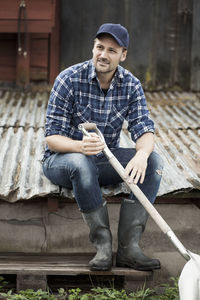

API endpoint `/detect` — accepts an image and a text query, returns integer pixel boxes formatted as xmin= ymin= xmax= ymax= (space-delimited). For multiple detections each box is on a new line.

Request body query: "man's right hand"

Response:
xmin=81 ymin=133 xmax=105 ymax=155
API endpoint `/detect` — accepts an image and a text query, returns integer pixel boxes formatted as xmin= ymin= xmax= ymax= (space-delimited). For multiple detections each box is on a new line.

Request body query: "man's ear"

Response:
xmin=120 ymin=50 xmax=127 ymax=62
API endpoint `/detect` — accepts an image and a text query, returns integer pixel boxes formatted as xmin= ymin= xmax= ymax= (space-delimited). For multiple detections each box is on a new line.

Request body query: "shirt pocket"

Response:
xmin=108 ymin=105 xmax=127 ymax=131
xmin=75 ymin=103 xmax=91 ymax=123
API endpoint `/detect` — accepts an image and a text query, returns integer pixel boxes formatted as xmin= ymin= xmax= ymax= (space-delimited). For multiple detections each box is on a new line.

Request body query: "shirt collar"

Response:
xmin=88 ymin=59 xmax=124 ymax=83
xmin=88 ymin=60 xmax=97 ymax=82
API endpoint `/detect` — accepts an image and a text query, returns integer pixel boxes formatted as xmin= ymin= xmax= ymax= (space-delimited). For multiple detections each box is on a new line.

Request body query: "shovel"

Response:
xmin=79 ymin=122 xmax=200 ymax=300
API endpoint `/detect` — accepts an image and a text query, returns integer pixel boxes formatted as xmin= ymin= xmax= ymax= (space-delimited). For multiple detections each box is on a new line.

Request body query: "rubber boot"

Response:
xmin=116 ymin=199 xmax=160 ymax=271
xmin=82 ymin=202 xmax=112 ymax=271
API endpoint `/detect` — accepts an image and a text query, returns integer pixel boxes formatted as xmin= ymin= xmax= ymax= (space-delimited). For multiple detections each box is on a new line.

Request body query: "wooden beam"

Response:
xmin=48 ymin=197 xmax=59 ymax=212
xmin=49 ymin=0 xmax=60 ymax=84
xmin=0 ymin=21 xmax=54 ymax=33
xmin=0 ymin=253 xmax=152 ymax=278
xmin=16 ymin=33 xmax=31 ymax=86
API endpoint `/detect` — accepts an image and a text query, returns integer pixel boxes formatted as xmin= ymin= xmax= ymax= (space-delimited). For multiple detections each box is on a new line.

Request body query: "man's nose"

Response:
xmin=100 ymin=50 xmax=108 ymax=59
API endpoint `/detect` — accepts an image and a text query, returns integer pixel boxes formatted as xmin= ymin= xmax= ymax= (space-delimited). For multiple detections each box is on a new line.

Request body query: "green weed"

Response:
xmin=0 ymin=277 xmax=179 ymax=300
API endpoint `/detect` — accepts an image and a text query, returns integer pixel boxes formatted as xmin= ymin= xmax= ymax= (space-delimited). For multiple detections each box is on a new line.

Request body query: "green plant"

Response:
xmin=68 ymin=288 xmax=81 ymax=300
xmin=0 ymin=276 xmax=8 ymax=291
xmin=157 ymin=277 xmax=179 ymax=300
xmin=91 ymin=287 xmax=128 ymax=299
xmin=129 ymin=285 xmax=156 ymax=299
xmin=0 ymin=276 xmax=180 ymax=300
xmin=0 ymin=288 xmax=58 ymax=300
xmin=67 ymin=286 xmax=157 ymax=300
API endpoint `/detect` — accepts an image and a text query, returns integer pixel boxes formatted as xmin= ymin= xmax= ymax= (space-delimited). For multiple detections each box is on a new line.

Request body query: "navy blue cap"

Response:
xmin=96 ymin=23 xmax=129 ymax=48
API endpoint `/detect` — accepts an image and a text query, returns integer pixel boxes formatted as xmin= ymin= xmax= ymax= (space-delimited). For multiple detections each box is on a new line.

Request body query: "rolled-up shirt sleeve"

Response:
xmin=45 ymin=73 xmax=74 ymax=137
xmin=127 ymin=80 xmax=154 ymax=142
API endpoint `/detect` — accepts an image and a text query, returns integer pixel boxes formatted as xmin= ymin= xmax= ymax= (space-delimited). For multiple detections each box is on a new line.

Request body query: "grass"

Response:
xmin=0 ymin=276 xmax=179 ymax=300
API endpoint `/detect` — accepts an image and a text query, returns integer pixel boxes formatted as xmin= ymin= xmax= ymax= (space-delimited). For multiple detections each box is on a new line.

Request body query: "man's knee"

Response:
xmin=148 ymin=152 xmax=164 ymax=176
xmin=69 ymin=153 xmax=98 ymax=180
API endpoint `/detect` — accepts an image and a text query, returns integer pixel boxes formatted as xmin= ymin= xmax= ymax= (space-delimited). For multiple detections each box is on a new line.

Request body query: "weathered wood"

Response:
xmin=16 ymin=33 xmax=31 ymax=86
xmin=48 ymin=197 xmax=59 ymax=212
xmin=0 ymin=0 xmax=59 ymax=85
xmin=191 ymin=0 xmax=200 ymax=91
xmin=0 ymin=21 xmax=55 ymax=33
xmin=49 ymin=0 xmax=60 ymax=84
xmin=0 ymin=0 xmax=56 ymax=33
xmin=0 ymin=253 xmax=152 ymax=278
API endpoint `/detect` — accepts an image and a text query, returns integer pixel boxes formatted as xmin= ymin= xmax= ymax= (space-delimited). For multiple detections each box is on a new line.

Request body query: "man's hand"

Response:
xmin=81 ymin=133 xmax=105 ymax=155
xmin=125 ymin=150 xmax=149 ymax=184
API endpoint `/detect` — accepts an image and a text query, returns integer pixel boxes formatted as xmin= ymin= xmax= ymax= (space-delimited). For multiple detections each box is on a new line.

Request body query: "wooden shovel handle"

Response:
xmin=78 ymin=123 xmax=97 ymax=131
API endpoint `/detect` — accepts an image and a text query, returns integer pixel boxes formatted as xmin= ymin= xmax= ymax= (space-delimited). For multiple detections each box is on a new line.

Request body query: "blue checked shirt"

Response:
xmin=44 ymin=59 xmax=154 ymax=158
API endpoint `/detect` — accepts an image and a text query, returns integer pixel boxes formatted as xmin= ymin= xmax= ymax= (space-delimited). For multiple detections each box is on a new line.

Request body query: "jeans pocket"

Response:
xmin=42 ymin=154 xmax=55 ymax=170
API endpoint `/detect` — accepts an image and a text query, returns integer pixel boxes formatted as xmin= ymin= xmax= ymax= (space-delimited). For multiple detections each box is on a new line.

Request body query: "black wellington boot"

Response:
xmin=116 ymin=199 xmax=160 ymax=271
xmin=82 ymin=202 xmax=112 ymax=271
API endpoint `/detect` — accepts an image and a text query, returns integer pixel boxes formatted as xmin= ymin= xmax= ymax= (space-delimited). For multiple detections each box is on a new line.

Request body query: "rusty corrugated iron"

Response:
xmin=0 ymin=90 xmax=199 ymax=202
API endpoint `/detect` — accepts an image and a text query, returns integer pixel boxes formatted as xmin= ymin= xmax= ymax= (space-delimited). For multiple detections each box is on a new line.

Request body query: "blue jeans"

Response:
xmin=42 ymin=148 xmax=163 ymax=212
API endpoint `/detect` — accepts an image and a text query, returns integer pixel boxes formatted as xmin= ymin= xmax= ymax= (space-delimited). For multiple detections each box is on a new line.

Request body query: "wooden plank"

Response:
xmin=0 ymin=21 xmax=54 ymax=33
xmin=0 ymin=0 xmax=55 ymax=20
xmin=47 ymin=197 xmax=59 ymax=212
xmin=16 ymin=33 xmax=31 ymax=86
xmin=49 ymin=0 xmax=60 ymax=84
xmin=30 ymin=39 xmax=48 ymax=68
xmin=0 ymin=66 xmax=16 ymax=81
xmin=0 ymin=265 xmax=152 ymax=277
xmin=0 ymin=254 xmax=152 ymax=278
xmin=0 ymin=33 xmax=16 ymax=81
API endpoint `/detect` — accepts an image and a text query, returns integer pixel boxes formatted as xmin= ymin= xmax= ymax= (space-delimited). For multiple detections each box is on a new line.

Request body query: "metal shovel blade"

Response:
xmin=179 ymin=252 xmax=200 ymax=300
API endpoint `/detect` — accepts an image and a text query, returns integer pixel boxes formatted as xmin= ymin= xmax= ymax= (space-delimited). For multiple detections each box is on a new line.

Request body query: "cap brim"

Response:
xmin=96 ymin=31 xmax=124 ymax=47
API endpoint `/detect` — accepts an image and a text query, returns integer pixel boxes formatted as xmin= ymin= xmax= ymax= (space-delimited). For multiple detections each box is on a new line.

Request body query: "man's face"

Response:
xmin=92 ymin=35 xmax=127 ymax=76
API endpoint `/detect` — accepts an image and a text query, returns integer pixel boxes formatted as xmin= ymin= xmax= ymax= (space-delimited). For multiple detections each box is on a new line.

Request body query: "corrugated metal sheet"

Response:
xmin=0 ymin=90 xmax=199 ymax=203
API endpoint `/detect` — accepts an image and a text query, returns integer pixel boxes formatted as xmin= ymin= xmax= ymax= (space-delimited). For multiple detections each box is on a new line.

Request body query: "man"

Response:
xmin=43 ymin=23 xmax=163 ymax=271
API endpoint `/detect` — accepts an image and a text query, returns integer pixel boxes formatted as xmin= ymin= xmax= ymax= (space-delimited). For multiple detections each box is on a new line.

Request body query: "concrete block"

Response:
xmin=17 ymin=274 xmax=47 ymax=291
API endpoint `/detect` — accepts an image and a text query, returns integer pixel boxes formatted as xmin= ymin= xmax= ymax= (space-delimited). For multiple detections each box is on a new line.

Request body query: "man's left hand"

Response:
xmin=124 ymin=150 xmax=149 ymax=185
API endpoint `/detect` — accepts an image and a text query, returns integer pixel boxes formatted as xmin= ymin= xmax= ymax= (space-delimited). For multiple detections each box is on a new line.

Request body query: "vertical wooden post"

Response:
xmin=16 ymin=33 xmax=31 ymax=86
xmin=49 ymin=0 xmax=60 ymax=84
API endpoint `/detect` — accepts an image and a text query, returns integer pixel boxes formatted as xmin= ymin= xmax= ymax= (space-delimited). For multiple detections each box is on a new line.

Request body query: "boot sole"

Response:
xmin=116 ymin=261 xmax=161 ymax=271
xmin=89 ymin=265 xmax=112 ymax=271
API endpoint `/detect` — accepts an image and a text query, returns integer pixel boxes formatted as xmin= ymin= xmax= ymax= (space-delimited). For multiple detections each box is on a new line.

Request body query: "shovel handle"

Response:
xmin=78 ymin=123 xmax=97 ymax=131
xmin=108 ymin=154 xmax=190 ymax=261
xmin=108 ymin=154 xmax=171 ymax=234
xmin=79 ymin=122 xmax=190 ymax=261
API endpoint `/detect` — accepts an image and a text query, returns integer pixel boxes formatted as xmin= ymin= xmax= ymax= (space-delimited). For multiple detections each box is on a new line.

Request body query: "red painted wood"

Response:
xmin=0 ymin=0 xmax=56 ymax=33
xmin=30 ymin=38 xmax=48 ymax=68
xmin=0 ymin=21 xmax=54 ymax=33
xmin=0 ymin=0 xmax=56 ymax=21
xmin=49 ymin=0 xmax=60 ymax=84
xmin=16 ymin=33 xmax=31 ymax=86
xmin=0 ymin=0 xmax=59 ymax=85
xmin=0 ymin=66 xmax=16 ymax=81
xmin=0 ymin=34 xmax=16 ymax=81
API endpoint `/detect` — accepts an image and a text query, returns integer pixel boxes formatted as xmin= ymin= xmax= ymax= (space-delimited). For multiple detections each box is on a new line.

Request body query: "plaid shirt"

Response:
xmin=44 ymin=59 xmax=154 ymax=158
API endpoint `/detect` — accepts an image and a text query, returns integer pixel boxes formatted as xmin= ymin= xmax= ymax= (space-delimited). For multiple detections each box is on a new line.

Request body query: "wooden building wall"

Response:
xmin=0 ymin=0 xmax=59 ymax=86
xmin=60 ymin=0 xmax=200 ymax=91
xmin=0 ymin=33 xmax=49 ymax=82
xmin=0 ymin=0 xmax=199 ymax=91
